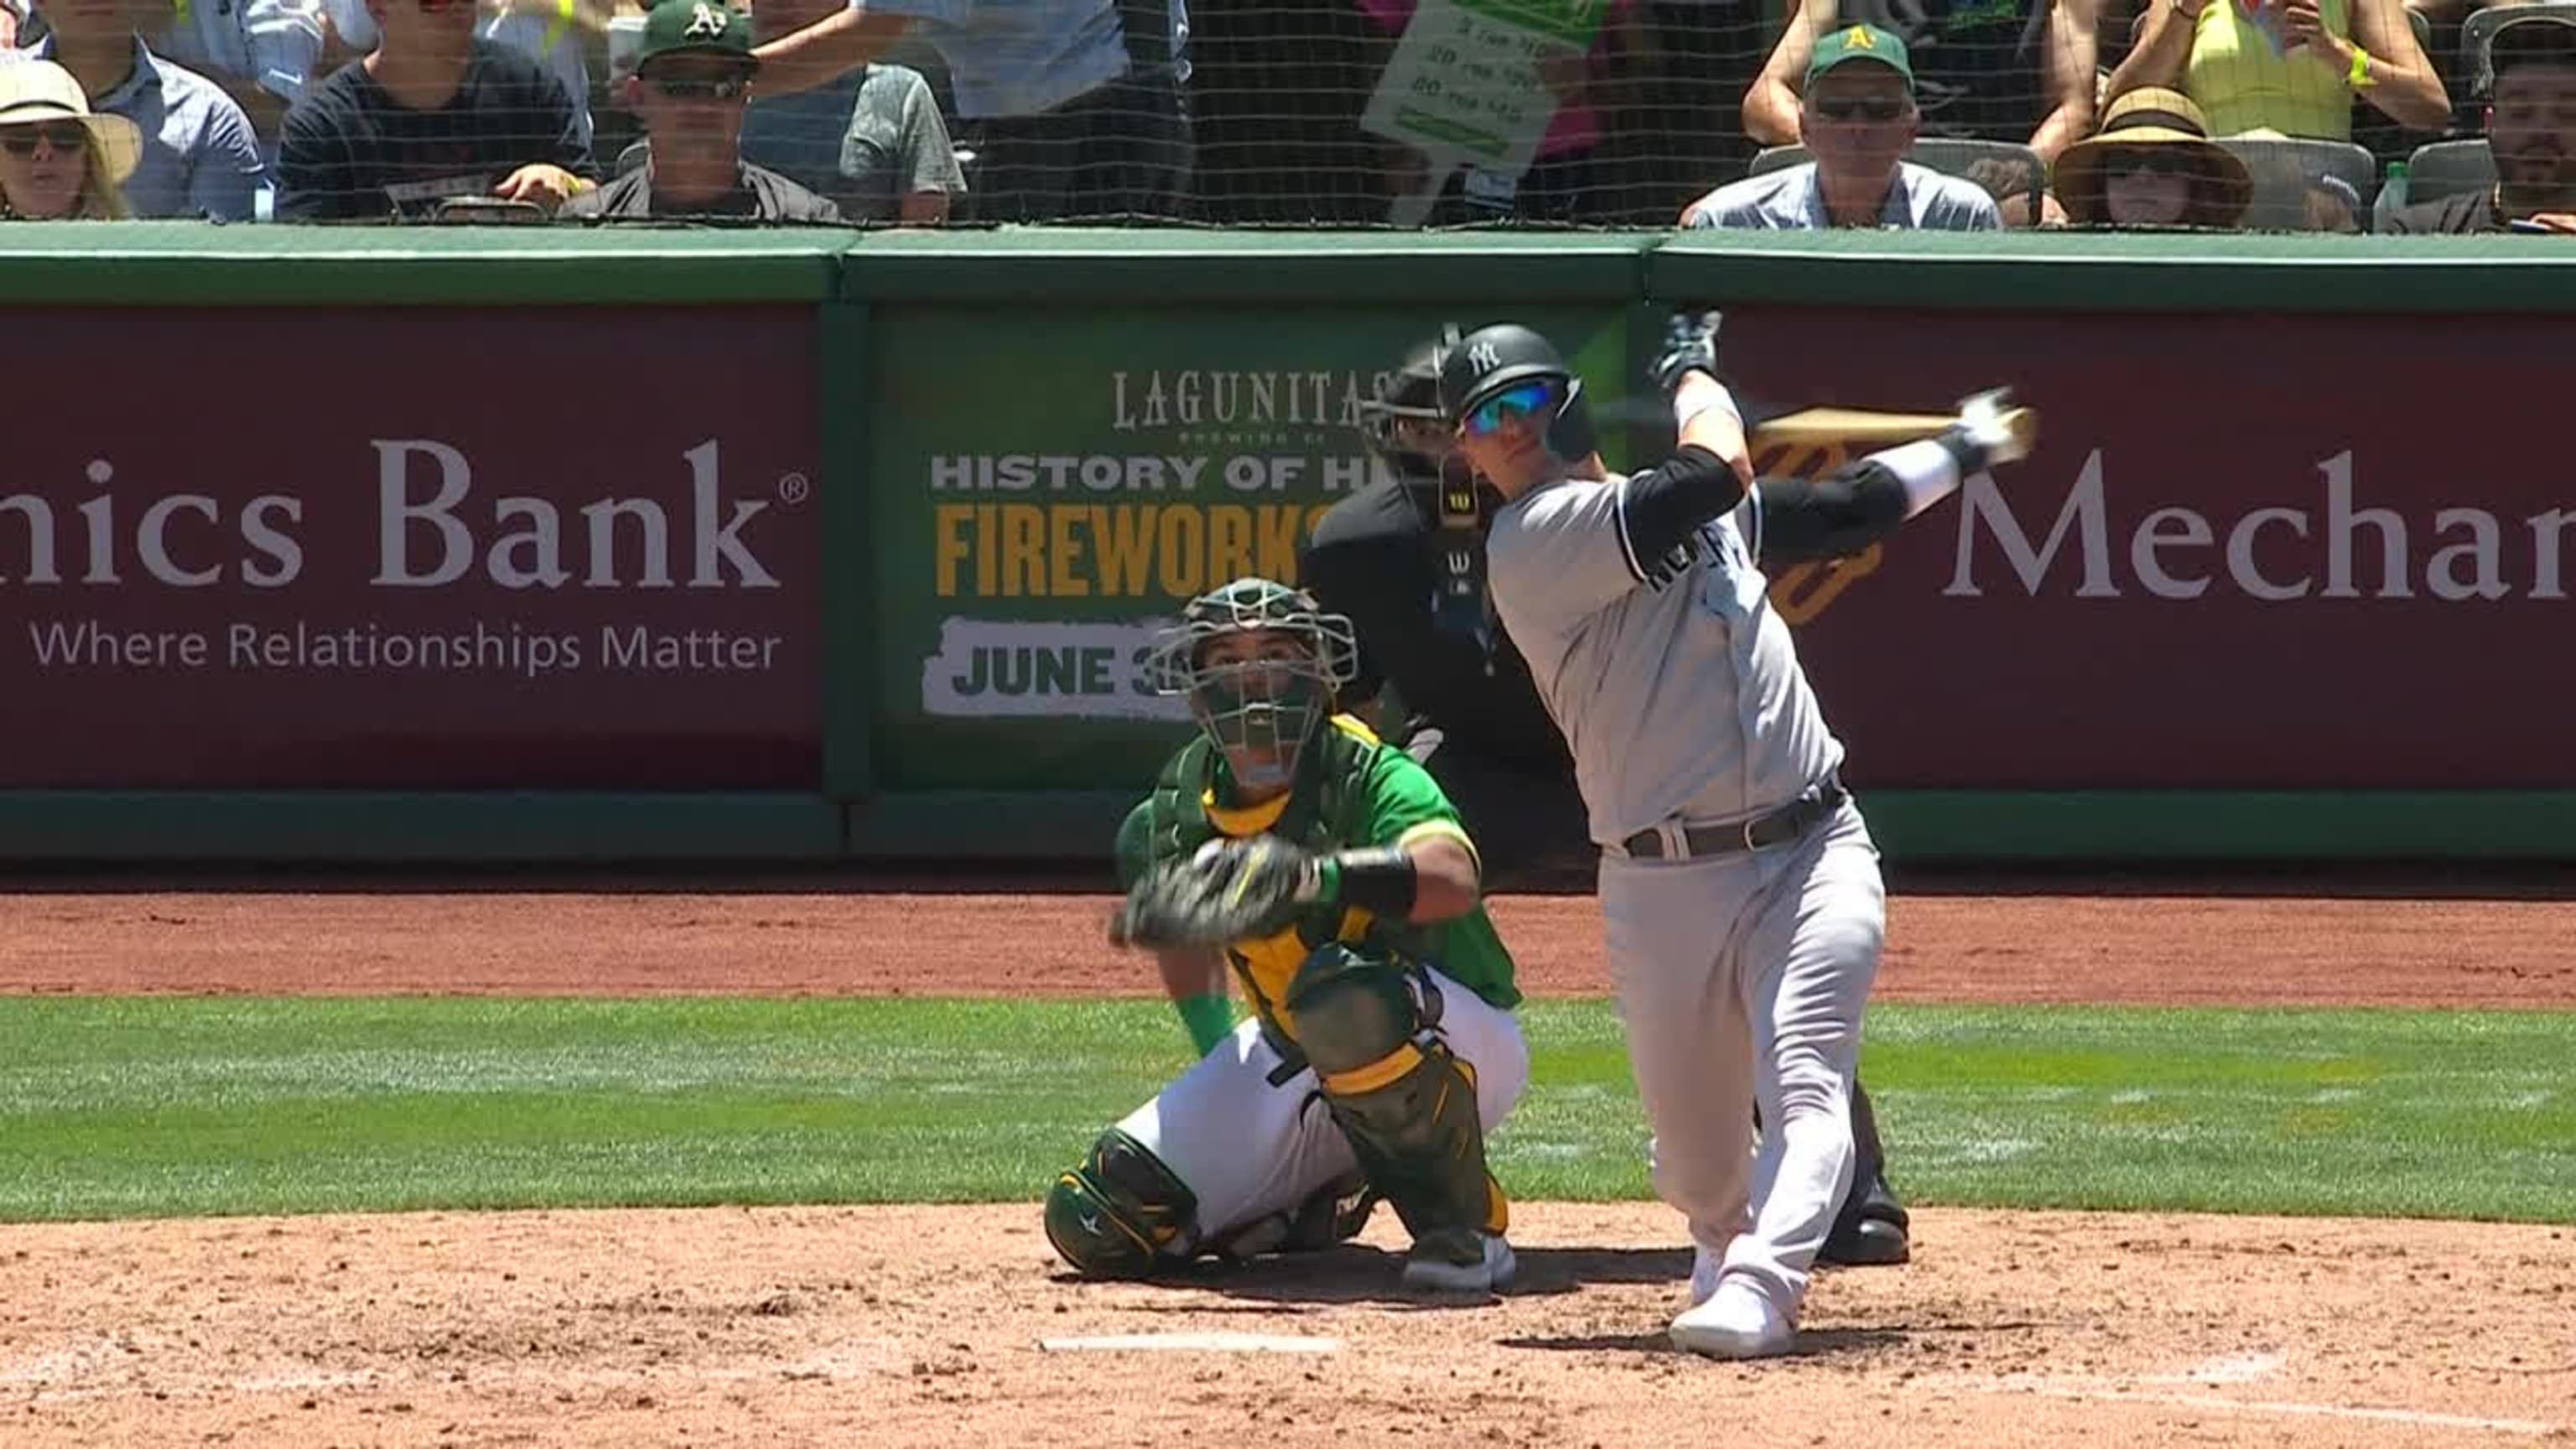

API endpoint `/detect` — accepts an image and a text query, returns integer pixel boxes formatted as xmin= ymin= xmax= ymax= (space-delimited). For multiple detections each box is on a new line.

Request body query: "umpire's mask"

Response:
xmin=1358 ymin=338 xmax=1462 ymax=485
xmin=1144 ymin=578 xmax=1361 ymax=797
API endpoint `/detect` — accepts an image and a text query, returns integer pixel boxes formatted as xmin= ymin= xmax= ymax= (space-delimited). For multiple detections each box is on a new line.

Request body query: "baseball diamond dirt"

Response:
xmin=1 ymin=882 xmax=2571 ymax=1448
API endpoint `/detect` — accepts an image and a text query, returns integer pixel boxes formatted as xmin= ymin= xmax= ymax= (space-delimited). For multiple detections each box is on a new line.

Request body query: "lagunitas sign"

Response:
xmin=2 ymin=308 xmax=822 ymax=789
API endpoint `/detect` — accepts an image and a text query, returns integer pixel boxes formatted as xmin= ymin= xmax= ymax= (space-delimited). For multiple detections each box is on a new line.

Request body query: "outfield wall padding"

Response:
xmin=0 ymin=225 xmax=2566 ymax=864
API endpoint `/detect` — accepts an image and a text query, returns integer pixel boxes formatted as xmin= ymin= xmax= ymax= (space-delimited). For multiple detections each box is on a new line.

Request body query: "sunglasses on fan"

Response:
xmin=0 ymin=122 xmax=88 ymax=157
xmin=648 ymin=74 xmax=752 ymax=100
xmin=2108 ymin=149 xmax=2197 ymax=179
xmin=1459 ymin=381 xmax=1559 ymax=438
xmin=1810 ymin=96 xmax=1908 ymax=123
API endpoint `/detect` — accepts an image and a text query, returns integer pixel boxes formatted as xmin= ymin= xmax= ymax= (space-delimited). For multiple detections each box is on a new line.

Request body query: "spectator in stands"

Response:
xmin=738 ymin=0 xmax=960 ymax=221
xmin=2107 ymin=0 xmax=2447 ymax=140
xmin=563 ymin=0 xmax=839 ymax=219
xmin=1624 ymin=1 xmax=1774 ymax=215
xmin=1187 ymin=0 xmax=1378 ymax=223
xmin=2052 ymin=84 xmax=2251 ymax=223
xmin=745 ymin=0 xmax=1190 ymax=222
xmin=0 ymin=57 xmax=137 ymax=216
xmin=1 ymin=0 xmax=27 ymax=47
xmin=275 ymin=0 xmax=595 ymax=220
xmin=2386 ymin=10 xmax=2576 ymax=230
xmin=12 ymin=0 xmax=266 ymax=218
xmin=318 ymin=0 xmax=598 ymax=151
xmin=1682 ymin=23 xmax=2002 ymax=226
xmin=1746 ymin=0 xmax=2101 ymax=163
xmin=152 ymin=0 xmax=324 ymax=144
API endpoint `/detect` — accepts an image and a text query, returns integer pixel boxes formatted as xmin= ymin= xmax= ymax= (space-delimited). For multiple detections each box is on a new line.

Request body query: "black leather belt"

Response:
xmin=1617 ymin=777 xmax=1847 ymax=862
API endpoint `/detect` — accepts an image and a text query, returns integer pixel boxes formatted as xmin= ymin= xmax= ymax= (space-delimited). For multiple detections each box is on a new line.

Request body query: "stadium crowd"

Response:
xmin=0 ymin=0 xmax=2567 ymax=231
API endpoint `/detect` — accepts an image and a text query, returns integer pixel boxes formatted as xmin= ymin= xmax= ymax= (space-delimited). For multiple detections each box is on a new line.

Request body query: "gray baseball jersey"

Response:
xmin=1484 ymin=475 xmax=1843 ymax=846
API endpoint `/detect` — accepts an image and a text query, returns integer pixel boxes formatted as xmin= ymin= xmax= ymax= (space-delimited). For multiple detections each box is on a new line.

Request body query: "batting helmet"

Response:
xmin=1436 ymin=322 xmax=1598 ymax=465
xmin=1142 ymin=578 xmax=1361 ymax=793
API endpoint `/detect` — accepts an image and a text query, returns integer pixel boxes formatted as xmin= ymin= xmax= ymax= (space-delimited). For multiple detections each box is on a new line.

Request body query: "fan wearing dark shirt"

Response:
xmin=276 ymin=0 xmax=595 ymax=221
xmin=2386 ymin=13 xmax=2576 ymax=235
xmin=564 ymin=0 xmax=841 ymax=222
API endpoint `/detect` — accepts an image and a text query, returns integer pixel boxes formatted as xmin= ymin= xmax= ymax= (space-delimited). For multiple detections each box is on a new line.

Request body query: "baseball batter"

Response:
xmin=1043 ymin=578 xmax=1528 ymax=1294
xmin=1304 ymin=339 xmax=1920 ymax=1268
xmin=1436 ymin=314 xmax=2034 ymax=1358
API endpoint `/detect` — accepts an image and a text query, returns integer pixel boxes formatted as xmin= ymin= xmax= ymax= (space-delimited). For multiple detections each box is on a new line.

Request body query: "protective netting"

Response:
xmin=0 ymin=0 xmax=2562 ymax=231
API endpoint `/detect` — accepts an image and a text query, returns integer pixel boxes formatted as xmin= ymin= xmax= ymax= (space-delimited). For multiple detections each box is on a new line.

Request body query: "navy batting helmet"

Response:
xmin=1436 ymin=323 xmax=1597 ymax=465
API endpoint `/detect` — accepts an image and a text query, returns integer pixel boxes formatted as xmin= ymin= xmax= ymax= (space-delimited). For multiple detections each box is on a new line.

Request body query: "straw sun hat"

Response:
xmin=0 ymin=60 xmax=143 ymax=190
xmin=2054 ymin=88 xmax=2251 ymax=228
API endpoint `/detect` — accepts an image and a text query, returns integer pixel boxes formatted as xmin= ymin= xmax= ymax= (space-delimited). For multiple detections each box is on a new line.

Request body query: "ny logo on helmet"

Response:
xmin=1468 ymin=341 xmax=1501 ymax=373
xmin=684 ymin=3 xmax=730 ymax=39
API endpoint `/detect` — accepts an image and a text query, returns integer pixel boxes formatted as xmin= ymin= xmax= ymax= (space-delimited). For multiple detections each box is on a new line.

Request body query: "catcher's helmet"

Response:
xmin=1143 ymin=578 xmax=1359 ymax=794
xmin=1436 ymin=322 xmax=1597 ymax=465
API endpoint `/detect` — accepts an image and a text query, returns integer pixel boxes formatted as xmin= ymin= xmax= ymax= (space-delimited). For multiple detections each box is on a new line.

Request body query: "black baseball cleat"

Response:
xmin=1820 ymin=1174 xmax=1911 ymax=1267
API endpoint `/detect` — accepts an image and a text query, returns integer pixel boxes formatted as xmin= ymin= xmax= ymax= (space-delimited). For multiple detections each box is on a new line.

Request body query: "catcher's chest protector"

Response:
xmin=1142 ymin=726 xmax=1417 ymax=1036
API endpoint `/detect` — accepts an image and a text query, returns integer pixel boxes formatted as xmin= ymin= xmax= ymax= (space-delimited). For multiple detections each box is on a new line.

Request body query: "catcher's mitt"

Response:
xmin=1110 ymin=838 xmax=1320 ymax=948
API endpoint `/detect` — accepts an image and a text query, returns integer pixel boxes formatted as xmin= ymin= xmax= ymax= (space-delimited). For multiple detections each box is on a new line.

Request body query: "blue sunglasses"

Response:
xmin=1461 ymin=380 xmax=1559 ymax=437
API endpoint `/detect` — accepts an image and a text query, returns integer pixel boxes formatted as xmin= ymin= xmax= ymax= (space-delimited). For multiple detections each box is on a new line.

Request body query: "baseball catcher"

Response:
xmin=1043 ymin=577 xmax=1528 ymax=1295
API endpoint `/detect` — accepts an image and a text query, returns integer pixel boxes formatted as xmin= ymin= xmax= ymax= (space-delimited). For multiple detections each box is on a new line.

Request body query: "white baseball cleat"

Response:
xmin=1684 ymin=1245 xmax=1721 ymax=1310
xmin=1400 ymin=1230 xmax=1518 ymax=1294
xmin=1670 ymin=1280 xmax=1796 ymax=1359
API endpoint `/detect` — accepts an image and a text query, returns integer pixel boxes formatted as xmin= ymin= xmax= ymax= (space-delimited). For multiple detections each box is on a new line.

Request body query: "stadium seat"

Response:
xmin=2463 ymin=1 xmax=2576 ymax=97
xmin=2215 ymin=136 xmax=2379 ymax=230
xmin=2403 ymin=138 xmax=2498 ymax=204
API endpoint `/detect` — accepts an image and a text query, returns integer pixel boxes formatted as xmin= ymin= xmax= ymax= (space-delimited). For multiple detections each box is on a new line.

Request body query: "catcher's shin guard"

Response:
xmin=1285 ymin=945 xmax=1508 ymax=1245
xmin=1043 ymin=1127 xmax=1198 ymax=1278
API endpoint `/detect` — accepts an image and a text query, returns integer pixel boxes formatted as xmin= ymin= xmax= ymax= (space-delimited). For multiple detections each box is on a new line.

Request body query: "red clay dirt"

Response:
xmin=1 ymin=885 xmax=2571 ymax=1449
xmin=5 ymin=889 xmax=2572 ymax=1006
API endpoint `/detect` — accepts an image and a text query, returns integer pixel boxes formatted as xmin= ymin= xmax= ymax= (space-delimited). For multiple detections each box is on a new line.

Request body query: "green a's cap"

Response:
xmin=1806 ymin=22 xmax=1913 ymax=86
xmin=639 ymin=0 xmax=756 ymax=69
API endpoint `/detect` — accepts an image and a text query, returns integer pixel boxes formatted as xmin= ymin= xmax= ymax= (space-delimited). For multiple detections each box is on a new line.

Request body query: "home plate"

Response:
xmin=1039 ymin=1332 xmax=1343 ymax=1354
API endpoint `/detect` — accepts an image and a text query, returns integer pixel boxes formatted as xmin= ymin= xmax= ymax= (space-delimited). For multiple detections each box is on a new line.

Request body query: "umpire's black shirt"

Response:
xmin=1301 ymin=478 xmax=1571 ymax=776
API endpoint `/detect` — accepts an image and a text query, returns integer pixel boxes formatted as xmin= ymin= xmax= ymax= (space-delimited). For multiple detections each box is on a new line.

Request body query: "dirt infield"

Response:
xmin=3 ymin=886 xmax=2572 ymax=1447
xmin=8 ymin=888 xmax=2574 ymax=1006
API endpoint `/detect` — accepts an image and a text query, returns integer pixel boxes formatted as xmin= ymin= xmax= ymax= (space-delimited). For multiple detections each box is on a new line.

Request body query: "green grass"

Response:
xmin=0 ymin=998 xmax=2568 ymax=1225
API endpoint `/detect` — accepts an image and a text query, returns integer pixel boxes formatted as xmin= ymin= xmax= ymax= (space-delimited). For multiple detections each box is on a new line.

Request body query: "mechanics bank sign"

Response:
xmin=1946 ymin=450 xmax=2576 ymax=604
xmin=4 ymin=418 xmax=822 ymax=789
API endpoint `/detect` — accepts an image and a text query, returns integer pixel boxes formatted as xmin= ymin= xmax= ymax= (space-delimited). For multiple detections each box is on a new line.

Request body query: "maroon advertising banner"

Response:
xmin=3 ymin=308 xmax=821 ymax=789
xmin=1723 ymin=306 xmax=2576 ymax=790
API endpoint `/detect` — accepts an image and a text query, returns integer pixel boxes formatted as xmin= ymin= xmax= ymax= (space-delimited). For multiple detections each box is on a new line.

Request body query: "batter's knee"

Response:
xmin=1284 ymin=942 xmax=1420 ymax=1080
xmin=1042 ymin=1127 xmax=1198 ymax=1279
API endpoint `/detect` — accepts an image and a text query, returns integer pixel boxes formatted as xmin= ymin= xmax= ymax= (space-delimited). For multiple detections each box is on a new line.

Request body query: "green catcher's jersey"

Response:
xmin=1115 ymin=715 xmax=1523 ymax=1034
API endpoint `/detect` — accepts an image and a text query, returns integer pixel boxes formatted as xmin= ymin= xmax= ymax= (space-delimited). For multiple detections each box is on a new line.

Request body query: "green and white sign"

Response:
xmin=1360 ymin=0 xmax=1610 ymax=219
xmin=865 ymin=304 xmax=1628 ymax=790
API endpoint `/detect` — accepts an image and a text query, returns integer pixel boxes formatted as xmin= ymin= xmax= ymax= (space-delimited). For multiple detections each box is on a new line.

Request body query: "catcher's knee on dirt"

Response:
xmin=1208 ymin=1171 xmax=1379 ymax=1261
xmin=1285 ymin=943 xmax=1508 ymax=1243
xmin=1043 ymin=1128 xmax=1198 ymax=1279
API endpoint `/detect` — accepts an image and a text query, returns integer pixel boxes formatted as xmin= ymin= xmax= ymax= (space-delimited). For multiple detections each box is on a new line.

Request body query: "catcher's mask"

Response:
xmin=1357 ymin=339 xmax=1470 ymax=487
xmin=1143 ymin=578 xmax=1360 ymax=796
